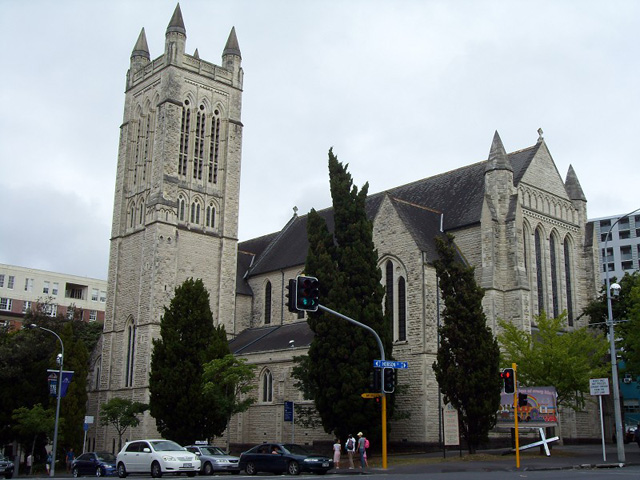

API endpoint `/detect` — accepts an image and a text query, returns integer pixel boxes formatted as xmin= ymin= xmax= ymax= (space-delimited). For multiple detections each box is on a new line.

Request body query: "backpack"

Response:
xmin=347 ymin=438 xmax=354 ymax=450
xmin=364 ymin=438 xmax=370 ymax=449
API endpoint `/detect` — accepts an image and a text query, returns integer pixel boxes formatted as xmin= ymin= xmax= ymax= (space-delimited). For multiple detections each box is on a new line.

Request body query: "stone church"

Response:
xmin=87 ymin=5 xmax=600 ymax=452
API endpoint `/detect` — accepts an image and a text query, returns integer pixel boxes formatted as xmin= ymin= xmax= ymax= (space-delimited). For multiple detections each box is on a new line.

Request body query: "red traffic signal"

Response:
xmin=501 ymin=368 xmax=515 ymax=394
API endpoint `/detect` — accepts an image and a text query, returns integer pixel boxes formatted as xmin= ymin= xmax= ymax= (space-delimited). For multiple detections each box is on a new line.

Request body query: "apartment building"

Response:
xmin=590 ymin=213 xmax=640 ymax=283
xmin=0 ymin=263 xmax=107 ymax=330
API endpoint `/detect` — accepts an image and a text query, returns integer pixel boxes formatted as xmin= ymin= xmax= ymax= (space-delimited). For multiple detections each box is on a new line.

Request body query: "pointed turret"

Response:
xmin=485 ymin=130 xmax=513 ymax=173
xmin=131 ymin=28 xmax=150 ymax=60
xmin=165 ymin=3 xmax=186 ymax=66
xmin=565 ymin=165 xmax=586 ymax=201
xmin=223 ymin=26 xmax=243 ymax=89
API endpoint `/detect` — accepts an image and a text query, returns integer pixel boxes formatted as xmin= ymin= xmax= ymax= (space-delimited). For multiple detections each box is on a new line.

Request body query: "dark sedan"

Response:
xmin=72 ymin=452 xmax=117 ymax=477
xmin=239 ymin=443 xmax=332 ymax=476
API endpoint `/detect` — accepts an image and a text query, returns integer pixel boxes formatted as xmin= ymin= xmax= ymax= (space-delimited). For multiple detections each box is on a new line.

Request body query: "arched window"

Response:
xmin=261 ymin=369 xmax=273 ymax=402
xmin=93 ymin=357 xmax=101 ymax=391
xmin=178 ymin=99 xmax=190 ymax=176
xmin=264 ymin=281 xmax=272 ymax=324
xmin=550 ymin=234 xmax=559 ymax=318
xmin=385 ymin=261 xmax=394 ymax=336
xmin=206 ymin=204 xmax=215 ymax=228
xmin=178 ymin=196 xmax=186 ymax=222
xmin=138 ymin=200 xmax=145 ymax=225
xmin=193 ymin=107 xmax=205 ymax=180
xmin=129 ymin=205 xmax=135 ymax=229
xmin=124 ymin=319 xmax=136 ymax=387
xmin=535 ymin=228 xmax=545 ymax=315
xmin=208 ymin=110 xmax=221 ymax=184
xmin=398 ymin=277 xmax=406 ymax=341
xmin=190 ymin=201 xmax=201 ymax=224
xmin=564 ymin=237 xmax=574 ymax=326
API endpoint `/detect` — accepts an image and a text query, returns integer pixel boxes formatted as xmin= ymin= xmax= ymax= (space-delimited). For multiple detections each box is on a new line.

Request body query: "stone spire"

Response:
xmin=131 ymin=28 xmax=150 ymax=60
xmin=565 ymin=165 xmax=586 ymax=201
xmin=223 ymin=26 xmax=241 ymax=58
xmin=166 ymin=3 xmax=186 ymax=36
xmin=485 ymin=130 xmax=513 ymax=173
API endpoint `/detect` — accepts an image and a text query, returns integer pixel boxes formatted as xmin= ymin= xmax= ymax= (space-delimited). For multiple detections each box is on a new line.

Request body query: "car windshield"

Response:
xmin=150 ymin=441 xmax=185 ymax=452
xmin=281 ymin=444 xmax=310 ymax=455
xmin=96 ymin=453 xmax=117 ymax=462
xmin=201 ymin=447 xmax=226 ymax=456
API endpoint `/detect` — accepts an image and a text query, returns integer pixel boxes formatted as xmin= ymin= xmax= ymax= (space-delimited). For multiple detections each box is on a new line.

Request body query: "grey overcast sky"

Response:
xmin=1 ymin=0 xmax=639 ymax=280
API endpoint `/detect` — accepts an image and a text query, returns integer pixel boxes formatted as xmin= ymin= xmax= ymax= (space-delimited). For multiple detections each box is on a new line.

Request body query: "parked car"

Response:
xmin=116 ymin=439 xmax=200 ymax=478
xmin=184 ymin=445 xmax=240 ymax=475
xmin=239 ymin=443 xmax=333 ymax=476
xmin=72 ymin=452 xmax=117 ymax=477
xmin=0 ymin=455 xmax=13 ymax=479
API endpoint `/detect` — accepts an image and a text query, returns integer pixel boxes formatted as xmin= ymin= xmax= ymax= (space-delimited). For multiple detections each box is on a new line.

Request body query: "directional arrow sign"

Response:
xmin=373 ymin=360 xmax=408 ymax=369
xmin=361 ymin=392 xmax=383 ymax=398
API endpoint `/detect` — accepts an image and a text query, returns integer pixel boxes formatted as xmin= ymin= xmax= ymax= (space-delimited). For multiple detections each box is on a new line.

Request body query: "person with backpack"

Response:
xmin=357 ymin=432 xmax=368 ymax=472
xmin=345 ymin=434 xmax=356 ymax=469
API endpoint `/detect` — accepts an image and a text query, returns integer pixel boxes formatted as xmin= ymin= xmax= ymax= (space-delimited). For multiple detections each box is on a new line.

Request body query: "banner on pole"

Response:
xmin=47 ymin=370 xmax=74 ymax=397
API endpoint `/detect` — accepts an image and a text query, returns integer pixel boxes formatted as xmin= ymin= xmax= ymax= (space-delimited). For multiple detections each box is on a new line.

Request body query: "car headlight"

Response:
xmin=304 ymin=458 xmax=320 ymax=463
xmin=162 ymin=455 xmax=177 ymax=462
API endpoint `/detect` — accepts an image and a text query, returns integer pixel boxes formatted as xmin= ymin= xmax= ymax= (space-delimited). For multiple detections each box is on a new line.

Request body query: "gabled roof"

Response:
xmin=229 ymin=321 xmax=314 ymax=354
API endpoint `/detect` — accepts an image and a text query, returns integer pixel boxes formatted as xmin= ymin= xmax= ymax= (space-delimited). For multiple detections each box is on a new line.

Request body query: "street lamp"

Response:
xmin=603 ymin=207 xmax=640 ymax=464
xmin=27 ymin=324 xmax=63 ymax=477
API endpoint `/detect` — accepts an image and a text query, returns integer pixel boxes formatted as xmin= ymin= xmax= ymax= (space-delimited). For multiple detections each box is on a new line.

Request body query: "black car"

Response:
xmin=0 ymin=455 xmax=13 ymax=479
xmin=72 ymin=452 xmax=117 ymax=477
xmin=239 ymin=443 xmax=333 ymax=476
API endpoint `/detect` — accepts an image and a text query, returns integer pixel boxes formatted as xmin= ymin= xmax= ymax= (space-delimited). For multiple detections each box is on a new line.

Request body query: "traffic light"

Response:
xmin=295 ymin=275 xmax=319 ymax=312
xmin=502 ymin=368 xmax=515 ymax=394
xmin=371 ymin=367 xmax=382 ymax=393
xmin=285 ymin=278 xmax=297 ymax=312
xmin=383 ymin=367 xmax=395 ymax=394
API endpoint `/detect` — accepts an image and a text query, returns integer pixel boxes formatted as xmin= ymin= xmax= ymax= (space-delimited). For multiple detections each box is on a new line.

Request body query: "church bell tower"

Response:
xmin=91 ymin=4 xmax=243 ymax=445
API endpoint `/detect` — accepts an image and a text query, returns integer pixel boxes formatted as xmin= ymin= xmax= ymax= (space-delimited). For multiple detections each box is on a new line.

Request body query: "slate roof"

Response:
xmin=229 ymin=321 xmax=315 ymax=354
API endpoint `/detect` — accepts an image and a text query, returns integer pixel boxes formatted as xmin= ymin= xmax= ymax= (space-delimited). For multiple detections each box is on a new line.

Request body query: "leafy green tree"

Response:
xmin=99 ymin=398 xmax=148 ymax=451
xmin=620 ymin=281 xmax=640 ymax=375
xmin=149 ymin=278 xmax=230 ymax=444
xmin=292 ymin=148 xmax=391 ymax=444
xmin=432 ymin=233 xmax=502 ymax=454
xmin=498 ymin=311 xmax=609 ymax=410
xmin=202 ymin=354 xmax=256 ymax=448
xmin=12 ymin=404 xmax=55 ymax=458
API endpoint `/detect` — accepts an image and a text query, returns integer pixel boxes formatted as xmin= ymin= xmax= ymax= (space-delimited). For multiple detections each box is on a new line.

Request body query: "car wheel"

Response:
xmin=72 ymin=467 xmax=80 ymax=478
xmin=202 ymin=462 xmax=214 ymax=476
xmin=151 ymin=461 xmax=163 ymax=478
xmin=117 ymin=463 xmax=127 ymax=478
xmin=244 ymin=462 xmax=257 ymax=475
xmin=96 ymin=467 xmax=103 ymax=477
xmin=287 ymin=461 xmax=300 ymax=476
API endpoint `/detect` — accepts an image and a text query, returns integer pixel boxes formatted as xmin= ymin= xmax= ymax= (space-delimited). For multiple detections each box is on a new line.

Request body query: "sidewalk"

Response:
xmin=338 ymin=442 xmax=640 ymax=474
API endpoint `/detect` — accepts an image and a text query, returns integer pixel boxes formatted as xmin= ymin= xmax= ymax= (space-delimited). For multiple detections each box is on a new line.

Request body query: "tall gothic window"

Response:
xmin=564 ymin=238 xmax=574 ymax=326
xmin=385 ymin=261 xmax=394 ymax=336
xmin=398 ymin=277 xmax=406 ymax=341
xmin=124 ymin=320 xmax=136 ymax=387
xmin=178 ymin=195 xmax=185 ymax=221
xmin=193 ymin=107 xmax=205 ymax=180
xmin=206 ymin=204 xmax=215 ymax=228
xmin=178 ymin=100 xmax=190 ymax=176
xmin=550 ymin=235 xmax=559 ymax=318
xmin=133 ymin=117 xmax=141 ymax=186
xmin=208 ymin=111 xmax=221 ymax=184
xmin=190 ymin=201 xmax=201 ymax=224
xmin=264 ymin=281 xmax=272 ymax=324
xmin=138 ymin=200 xmax=145 ymax=226
xmin=142 ymin=112 xmax=152 ymax=183
xmin=535 ymin=229 xmax=545 ymax=315
xmin=129 ymin=205 xmax=135 ymax=229
xmin=261 ymin=369 xmax=273 ymax=402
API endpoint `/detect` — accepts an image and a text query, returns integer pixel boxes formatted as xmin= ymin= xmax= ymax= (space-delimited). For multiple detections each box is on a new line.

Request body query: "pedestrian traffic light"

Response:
xmin=502 ymin=368 xmax=515 ymax=394
xmin=285 ymin=278 xmax=297 ymax=313
xmin=383 ymin=367 xmax=395 ymax=394
xmin=295 ymin=275 xmax=319 ymax=312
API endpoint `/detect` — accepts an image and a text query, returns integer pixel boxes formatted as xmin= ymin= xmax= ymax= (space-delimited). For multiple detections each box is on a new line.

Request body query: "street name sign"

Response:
xmin=361 ymin=392 xmax=383 ymax=398
xmin=373 ymin=360 xmax=408 ymax=369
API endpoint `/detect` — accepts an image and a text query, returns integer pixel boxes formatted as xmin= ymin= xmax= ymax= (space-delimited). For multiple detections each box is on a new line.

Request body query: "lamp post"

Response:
xmin=28 ymin=324 xmax=64 ymax=477
xmin=603 ymin=207 xmax=640 ymax=464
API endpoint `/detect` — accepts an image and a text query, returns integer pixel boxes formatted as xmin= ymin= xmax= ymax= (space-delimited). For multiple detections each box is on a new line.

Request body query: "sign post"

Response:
xmin=284 ymin=401 xmax=295 ymax=443
xmin=590 ymin=378 xmax=610 ymax=462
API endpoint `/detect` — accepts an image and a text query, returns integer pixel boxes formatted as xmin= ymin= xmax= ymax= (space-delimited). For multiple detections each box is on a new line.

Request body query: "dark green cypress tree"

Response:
xmin=432 ymin=234 xmax=501 ymax=453
xmin=149 ymin=278 xmax=230 ymax=444
xmin=293 ymin=148 xmax=391 ymax=443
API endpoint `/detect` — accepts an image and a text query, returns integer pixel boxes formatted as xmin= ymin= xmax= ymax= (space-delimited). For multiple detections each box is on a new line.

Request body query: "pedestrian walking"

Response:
xmin=26 ymin=453 xmax=33 ymax=475
xmin=45 ymin=452 xmax=52 ymax=475
xmin=357 ymin=432 xmax=367 ymax=472
xmin=345 ymin=434 xmax=356 ymax=469
xmin=332 ymin=438 xmax=341 ymax=469
xmin=66 ymin=447 xmax=75 ymax=473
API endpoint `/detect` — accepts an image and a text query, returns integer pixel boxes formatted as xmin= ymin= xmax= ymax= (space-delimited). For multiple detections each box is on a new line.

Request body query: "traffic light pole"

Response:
xmin=317 ymin=304 xmax=388 ymax=469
